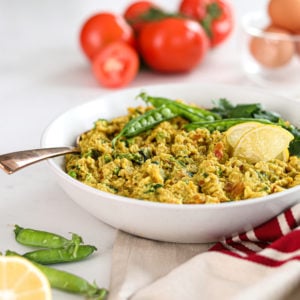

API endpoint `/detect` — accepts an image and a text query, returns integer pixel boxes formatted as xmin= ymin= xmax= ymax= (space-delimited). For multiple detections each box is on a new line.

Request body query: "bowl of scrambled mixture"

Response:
xmin=41 ymin=83 xmax=300 ymax=243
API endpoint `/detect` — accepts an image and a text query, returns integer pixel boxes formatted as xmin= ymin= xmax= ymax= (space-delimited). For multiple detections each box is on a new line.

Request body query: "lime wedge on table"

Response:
xmin=228 ymin=124 xmax=294 ymax=163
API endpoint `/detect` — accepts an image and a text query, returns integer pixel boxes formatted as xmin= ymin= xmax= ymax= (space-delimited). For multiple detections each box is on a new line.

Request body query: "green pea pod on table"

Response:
xmin=14 ymin=225 xmax=83 ymax=249
xmin=138 ymin=92 xmax=221 ymax=122
xmin=22 ymin=244 xmax=97 ymax=264
xmin=5 ymin=251 xmax=108 ymax=300
xmin=36 ymin=263 xmax=108 ymax=300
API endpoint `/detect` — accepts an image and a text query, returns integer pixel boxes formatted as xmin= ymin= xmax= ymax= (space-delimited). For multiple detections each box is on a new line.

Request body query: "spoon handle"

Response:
xmin=0 ymin=147 xmax=79 ymax=174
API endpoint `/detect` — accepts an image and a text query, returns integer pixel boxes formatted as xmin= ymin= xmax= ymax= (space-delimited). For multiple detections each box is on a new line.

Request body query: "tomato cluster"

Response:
xmin=79 ymin=0 xmax=233 ymax=88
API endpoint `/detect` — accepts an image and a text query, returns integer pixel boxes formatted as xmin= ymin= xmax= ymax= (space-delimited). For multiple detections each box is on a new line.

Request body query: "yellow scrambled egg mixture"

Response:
xmin=65 ymin=106 xmax=300 ymax=204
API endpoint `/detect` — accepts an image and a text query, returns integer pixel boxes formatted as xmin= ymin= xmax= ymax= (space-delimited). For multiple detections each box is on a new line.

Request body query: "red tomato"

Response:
xmin=124 ymin=1 xmax=158 ymax=33
xmin=80 ymin=13 xmax=135 ymax=61
xmin=209 ymin=0 xmax=233 ymax=47
xmin=92 ymin=42 xmax=139 ymax=88
xmin=138 ymin=18 xmax=208 ymax=73
xmin=179 ymin=0 xmax=210 ymax=20
xmin=179 ymin=0 xmax=233 ymax=48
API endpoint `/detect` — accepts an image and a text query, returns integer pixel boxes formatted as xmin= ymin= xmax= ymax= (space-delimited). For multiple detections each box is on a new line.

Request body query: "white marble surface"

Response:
xmin=0 ymin=0 xmax=279 ymax=299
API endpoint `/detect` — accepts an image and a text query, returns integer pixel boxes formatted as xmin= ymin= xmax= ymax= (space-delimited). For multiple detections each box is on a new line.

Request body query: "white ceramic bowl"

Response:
xmin=41 ymin=83 xmax=300 ymax=243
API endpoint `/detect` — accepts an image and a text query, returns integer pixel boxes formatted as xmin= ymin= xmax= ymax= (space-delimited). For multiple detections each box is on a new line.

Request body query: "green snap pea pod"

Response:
xmin=22 ymin=244 xmax=97 ymax=264
xmin=185 ymin=118 xmax=272 ymax=132
xmin=112 ymin=105 xmax=177 ymax=146
xmin=14 ymin=225 xmax=83 ymax=249
xmin=138 ymin=92 xmax=221 ymax=121
xmin=37 ymin=263 xmax=108 ymax=299
xmin=6 ymin=251 xmax=108 ymax=300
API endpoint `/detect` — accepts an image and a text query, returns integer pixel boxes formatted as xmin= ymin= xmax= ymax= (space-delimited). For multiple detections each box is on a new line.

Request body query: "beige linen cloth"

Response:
xmin=107 ymin=203 xmax=300 ymax=300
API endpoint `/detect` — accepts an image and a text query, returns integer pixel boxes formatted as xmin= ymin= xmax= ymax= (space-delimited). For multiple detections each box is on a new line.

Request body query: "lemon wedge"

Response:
xmin=276 ymin=148 xmax=290 ymax=162
xmin=0 ymin=255 xmax=52 ymax=300
xmin=226 ymin=121 xmax=264 ymax=148
xmin=231 ymin=124 xmax=294 ymax=163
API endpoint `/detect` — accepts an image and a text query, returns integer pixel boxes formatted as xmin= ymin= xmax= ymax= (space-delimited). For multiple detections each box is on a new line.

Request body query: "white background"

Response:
xmin=1 ymin=1 xmax=270 ymax=299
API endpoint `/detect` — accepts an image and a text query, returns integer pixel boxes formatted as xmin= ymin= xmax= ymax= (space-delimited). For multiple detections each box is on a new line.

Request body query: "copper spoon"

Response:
xmin=0 ymin=136 xmax=82 ymax=174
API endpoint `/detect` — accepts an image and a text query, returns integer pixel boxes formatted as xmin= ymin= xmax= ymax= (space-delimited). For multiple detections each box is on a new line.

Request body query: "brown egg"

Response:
xmin=249 ymin=25 xmax=295 ymax=68
xmin=297 ymin=43 xmax=300 ymax=56
xmin=268 ymin=0 xmax=300 ymax=33
xmin=295 ymin=32 xmax=300 ymax=56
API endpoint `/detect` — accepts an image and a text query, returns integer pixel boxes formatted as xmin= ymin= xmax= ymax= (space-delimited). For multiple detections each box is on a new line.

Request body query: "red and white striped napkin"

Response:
xmin=108 ymin=203 xmax=300 ymax=300
xmin=211 ymin=203 xmax=300 ymax=266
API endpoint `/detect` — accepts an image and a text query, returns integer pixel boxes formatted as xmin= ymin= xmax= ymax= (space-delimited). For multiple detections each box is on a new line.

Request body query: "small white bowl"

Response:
xmin=240 ymin=12 xmax=300 ymax=94
xmin=41 ymin=83 xmax=300 ymax=243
